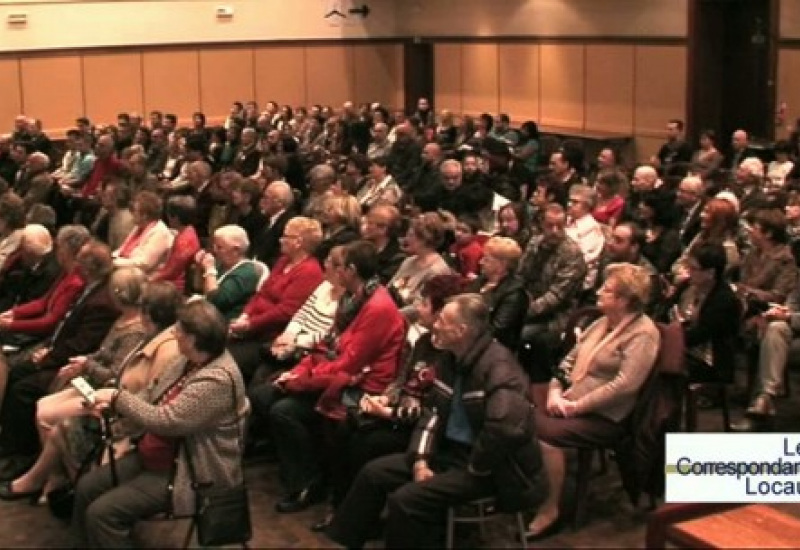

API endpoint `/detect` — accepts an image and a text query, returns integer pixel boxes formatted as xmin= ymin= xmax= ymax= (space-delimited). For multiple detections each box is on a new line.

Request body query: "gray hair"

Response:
xmin=21 ymin=223 xmax=52 ymax=256
xmin=569 ymin=184 xmax=597 ymax=210
xmin=109 ymin=266 xmax=147 ymax=308
xmin=309 ymin=163 xmax=337 ymax=186
xmin=680 ymin=175 xmax=703 ymax=194
xmin=440 ymin=159 xmax=462 ymax=174
xmin=28 ymin=152 xmax=49 ymax=167
xmin=266 ymin=180 xmax=294 ymax=208
xmin=214 ymin=224 xmax=249 ymax=252
xmin=56 ymin=224 xmax=91 ymax=257
xmin=446 ymin=293 xmax=490 ymax=335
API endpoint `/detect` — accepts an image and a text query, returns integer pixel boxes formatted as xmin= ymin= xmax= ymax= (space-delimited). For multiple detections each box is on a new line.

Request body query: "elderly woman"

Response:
xmin=467 ymin=236 xmax=528 ymax=352
xmin=150 ymin=195 xmax=201 ymax=293
xmin=195 ymin=225 xmax=261 ymax=321
xmin=229 ymin=217 xmax=324 ymax=382
xmin=356 ymin=157 xmax=402 ymax=210
xmin=0 ymin=225 xmax=90 ymax=351
xmin=113 ymin=190 xmax=173 ymax=274
xmin=316 ymin=194 xmax=361 ymax=264
xmin=69 ymin=300 xmax=247 ymax=548
xmin=525 ymin=263 xmax=660 ymax=541
xmin=0 ymin=280 xmax=182 ymax=502
xmin=315 ymin=274 xmax=463 ymax=531
xmin=0 ymin=192 xmax=26 ymax=271
xmin=566 ymin=184 xmax=605 ymax=290
xmin=388 ymin=212 xmax=454 ymax=320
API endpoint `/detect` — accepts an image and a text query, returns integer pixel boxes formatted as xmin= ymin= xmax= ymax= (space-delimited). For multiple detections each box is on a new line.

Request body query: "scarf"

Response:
xmin=117 ymin=221 xmax=156 ymax=259
xmin=570 ymin=313 xmax=640 ymax=383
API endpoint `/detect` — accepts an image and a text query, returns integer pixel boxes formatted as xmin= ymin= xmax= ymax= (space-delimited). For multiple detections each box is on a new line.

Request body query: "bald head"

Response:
xmin=22 ymin=223 xmax=53 ymax=257
xmin=27 ymin=152 xmax=49 ymax=171
xmin=422 ymin=142 xmax=443 ymax=165
xmin=632 ymin=165 xmax=658 ymax=192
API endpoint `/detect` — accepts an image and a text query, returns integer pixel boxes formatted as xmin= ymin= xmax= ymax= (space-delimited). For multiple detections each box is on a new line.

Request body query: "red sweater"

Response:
xmin=10 ymin=267 xmax=85 ymax=334
xmin=289 ymin=286 xmax=406 ymax=394
xmin=243 ymin=255 xmax=323 ymax=339
xmin=150 ymin=226 xmax=200 ymax=292
xmin=82 ymin=156 xmax=123 ymax=198
xmin=450 ymin=237 xmax=484 ymax=279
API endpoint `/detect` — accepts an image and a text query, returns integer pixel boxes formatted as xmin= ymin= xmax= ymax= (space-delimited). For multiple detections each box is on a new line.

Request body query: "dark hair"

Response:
xmin=192 ymin=112 xmax=206 ymax=126
xmin=343 ymin=240 xmax=379 ymax=281
xmin=26 ymin=203 xmax=56 ymax=233
xmin=102 ymin=177 xmax=132 ymax=209
xmin=597 ymin=170 xmax=623 ymax=194
xmin=0 ymin=193 xmax=25 ymax=230
xmin=669 ymin=119 xmax=685 ymax=132
xmin=616 ymin=221 xmax=647 ymax=251
xmin=66 ymin=128 xmax=82 ymax=139
xmin=751 ymin=208 xmax=789 ymax=244
xmin=185 ymin=135 xmax=208 ymax=155
xmin=700 ymin=129 xmax=717 ymax=146
xmin=774 ymin=139 xmax=793 ymax=156
xmin=641 ymin=193 xmax=677 ymax=228
xmin=457 ymin=213 xmax=482 ymax=234
xmin=498 ymin=202 xmax=531 ymax=233
xmin=348 ymin=153 xmax=370 ymax=175
xmin=689 ymin=242 xmax=727 ymax=281
xmin=281 ymin=137 xmax=298 ymax=154
xmin=142 ymin=281 xmax=183 ymax=331
xmin=420 ymin=274 xmax=466 ymax=312
xmin=479 ymin=113 xmax=493 ymax=133
xmin=176 ymin=299 xmax=228 ymax=357
xmin=165 ymin=114 xmax=177 ymax=124
xmin=76 ymin=240 xmax=114 ymax=282
xmin=520 ymin=121 xmax=539 ymax=140
xmin=165 ymin=195 xmax=197 ymax=226
xmin=368 ymin=155 xmax=389 ymax=171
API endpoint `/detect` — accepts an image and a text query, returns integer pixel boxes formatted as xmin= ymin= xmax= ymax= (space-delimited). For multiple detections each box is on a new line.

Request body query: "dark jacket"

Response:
xmin=408 ymin=333 xmax=547 ymax=512
xmin=252 ymin=209 xmax=293 ymax=268
xmin=315 ymin=226 xmax=360 ymax=265
xmin=468 ymin=275 xmax=528 ymax=352
xmin=439 ymin=182 xmax=494 ymax=218
xmin=0 ymin=250 xmax=61 ymax=312
xmin=375 ymin=238 xmax=406 ymax=285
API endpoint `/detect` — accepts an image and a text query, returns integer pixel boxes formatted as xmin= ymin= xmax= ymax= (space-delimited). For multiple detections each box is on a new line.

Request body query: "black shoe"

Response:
xmin=519 ymin=518 xmax=562 ymax=543
xmin=275 ymin=483 xmax=326 ymax=514
xmin=0 ymin=481 xmax=42 ymax=504
xmin=310 ymin=514 xmax=333 ymax=533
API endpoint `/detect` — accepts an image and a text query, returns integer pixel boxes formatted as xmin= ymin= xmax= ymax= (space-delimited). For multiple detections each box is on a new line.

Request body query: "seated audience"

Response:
xmin=195 ymin=225 xmax=261 ymax=320
xmin=767 ymin=140 xmax=794 ymax=191
xmin=388 ymin=212 xmax=453 ymax=320
xmin=149 ymin=195 xmax=201 ymax=293
xmin=689 ymin=129 xmax=724 ymax=180
xmin=527 ymin=263 xmax=659 ymax=541
xmin=467 ymin=236 xmax=528 ymax=351
xmin=591 ymin=170 xmax=625 ymax=227
xmin=360 ymin=203 xmax=406 ymax=285
xmin=449 ymin=214 xmax=484 ymax=280
xmin=228 ymin=177 xmax=267 ymax=248
xmin=0 ymin=224 xmax=60 ymax=313
xmin=90 ymin=177 xmax=135 ymax=251
xmin=252 ymin=180 xmax=296 ymax=269
xmin=676 ymin=175 xmax=706 ymax=248
xmin=326 ymin=294 xmax=545 ymax=548
xmin=639 ymin=193 xmax=682 ymax=275
xmin=14 ymin=152 xmax=53 ymax=214
xmin=356 ymin=156 xmax=402 ymax=210
xmin=249 ymin=240 xmax=405 ymax=514
xmin=496 ymin=201 xmax=533 ymax=250
xmin=0 ymin=193 xmax=26 ymax=272
xmin=112 ymin=190 xmax=173 ymax=274
xmin=69 ymin=299 xmax=247 ymax=548
xmin=0 ymin=240 xmax=119 ymax=481
xmin=566 ymin=184 xmax=605 ymax=289
xmin=316 ymin=194 xmax=361 ymax=265
xmin=228 ymin=217 xmax=324 ymax=382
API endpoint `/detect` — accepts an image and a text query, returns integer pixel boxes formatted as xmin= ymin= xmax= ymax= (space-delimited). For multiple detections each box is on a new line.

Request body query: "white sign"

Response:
xmin=666 ymin=433 xmax=800 ymax=503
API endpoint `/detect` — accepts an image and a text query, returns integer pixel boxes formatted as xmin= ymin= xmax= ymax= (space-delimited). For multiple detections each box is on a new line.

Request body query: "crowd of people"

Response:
xmin=0 ymin=98 xmax=797 ymax=547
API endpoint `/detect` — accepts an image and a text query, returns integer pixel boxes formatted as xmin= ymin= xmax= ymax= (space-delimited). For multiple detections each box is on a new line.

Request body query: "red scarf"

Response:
xmin=117 ymin=221 xmax=156 ymax=258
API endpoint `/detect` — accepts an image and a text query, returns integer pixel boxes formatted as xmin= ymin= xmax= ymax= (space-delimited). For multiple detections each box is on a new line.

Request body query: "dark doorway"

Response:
xmin=403 ymin=41 xmax=434 ymax=114
xmin=687 ymin=0 xmax=778 ymax=148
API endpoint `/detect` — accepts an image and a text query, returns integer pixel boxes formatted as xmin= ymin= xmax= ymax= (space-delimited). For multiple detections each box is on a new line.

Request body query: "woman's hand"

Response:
xmin=413 ymin=460 xmax=434 ymax=483
xmin=360 ymin=395 xmax=392 ymax=418
xmin=59 ymin=356 xmax=88 ymax=378
xmin=765 ymin=305 xmax=791 ymax=322
xmin=229 ymin=316 xmax=251 ymax=334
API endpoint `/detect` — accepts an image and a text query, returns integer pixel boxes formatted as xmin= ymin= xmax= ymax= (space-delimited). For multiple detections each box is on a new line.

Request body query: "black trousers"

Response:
xmin=326 ymin=447 xmax=494 ymax=549
xmin=518 ymin=323 xmax=563 ymax=383
xmin=0 ymin=355 xmax=56 ymax=455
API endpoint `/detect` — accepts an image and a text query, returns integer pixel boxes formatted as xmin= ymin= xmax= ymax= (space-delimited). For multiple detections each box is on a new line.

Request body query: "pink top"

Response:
xmin=592 ymin=195 xmax=624 ymax=226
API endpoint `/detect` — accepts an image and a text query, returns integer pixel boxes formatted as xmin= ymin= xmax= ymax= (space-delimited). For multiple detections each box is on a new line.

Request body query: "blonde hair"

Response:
xmin=324 ymin=194 xmax=361 ymax=229
xmin=483 ymin=236 xmax=522 ymax=271
xmin=604 ymin=263 xmax=651 ymax=311
xmin=285 ymin=216 xmax=323 ymax=254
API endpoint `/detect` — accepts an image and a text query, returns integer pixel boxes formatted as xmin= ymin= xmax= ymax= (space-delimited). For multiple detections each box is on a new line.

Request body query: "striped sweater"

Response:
xmin=283 ymin=280 xmax=339 ymax=348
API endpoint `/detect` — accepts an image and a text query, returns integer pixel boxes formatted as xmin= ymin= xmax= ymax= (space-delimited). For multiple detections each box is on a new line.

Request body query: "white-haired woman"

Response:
xmin=525 ymin=263 xmax=660 ymax=541
xmin=196 ymin=224 xmax=262 ymax=321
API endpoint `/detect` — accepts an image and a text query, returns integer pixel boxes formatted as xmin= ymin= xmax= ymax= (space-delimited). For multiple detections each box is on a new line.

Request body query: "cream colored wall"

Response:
xmin=0 ymin=0 xmax=400 ymax=52
xmin=397 ymin=0 xmax=688 ymax=38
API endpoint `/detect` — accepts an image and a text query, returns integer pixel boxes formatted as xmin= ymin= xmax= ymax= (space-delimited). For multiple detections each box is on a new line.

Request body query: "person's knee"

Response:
xmin=765 ymin=321 xmax=793 ymax=342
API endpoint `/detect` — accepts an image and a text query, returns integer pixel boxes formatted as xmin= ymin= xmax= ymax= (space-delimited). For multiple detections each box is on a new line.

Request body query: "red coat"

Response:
xmin=9 ymin=267 xmax=85 ymax=335
xmin=150 ymin=225 xmax=201 ymax=292
xmin=243 ymin=255 xmax=323 ymax=339
xmin=287 ymin=286 xmax=406 ymax=394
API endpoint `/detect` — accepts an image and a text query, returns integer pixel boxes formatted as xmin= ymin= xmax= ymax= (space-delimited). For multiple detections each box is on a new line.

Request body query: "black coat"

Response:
xmin=468 ymin=275 xmax=528 ymax=352
xmin=252 ymin=209 xmax=293 ymax=268
xmin=0 ymin=251 xmax=61 ymax=312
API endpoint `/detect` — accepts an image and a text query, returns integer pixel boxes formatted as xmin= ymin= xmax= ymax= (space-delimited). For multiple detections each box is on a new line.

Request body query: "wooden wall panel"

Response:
xmin=82 ymin=53 xmax=143 ymax=125
xmin=142 ymin=50 xmax=201 ymax=125
xmin=254 ymin=46 xmax=306 ymax=109
xmin=585 ymin=45 xmax=635 ymax=134
xmin=304 ymin=45 xmax=355 ymax=109
xmin=20 ymin=55 xmax=83 ymax=133
xmin=199 ymin=47 xmax=255 ymax=125
xmin=352 ymin=44 xmax=403 ymax=108
xmin=777 ymin=48 xmax=800 ymax=139
xmin=539 ymin=44 xmax=585 ymax=129
xmin=498 ymin=44 xmax=540 ymax=123
xmin=634 ymin=45 xmax=687 ymax=135
xmin=460 ymin=44 xmax=499 ymax=114
xmin=434 ymin=44 xmax=463 ymax=114
xmin=0 ymin=60 xmax=23 ymax=128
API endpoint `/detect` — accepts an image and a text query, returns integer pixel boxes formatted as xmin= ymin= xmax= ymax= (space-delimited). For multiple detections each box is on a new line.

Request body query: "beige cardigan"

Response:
xmin=554 ymin=313 xmax=660 ymax=423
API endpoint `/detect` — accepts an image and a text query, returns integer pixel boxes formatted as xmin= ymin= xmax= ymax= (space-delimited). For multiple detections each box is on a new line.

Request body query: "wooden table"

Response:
xmin=654 ymin=504 xmax=800 ymax=548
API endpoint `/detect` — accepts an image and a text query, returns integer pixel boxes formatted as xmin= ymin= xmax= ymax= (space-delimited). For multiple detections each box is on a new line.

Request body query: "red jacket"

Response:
xmin=150 ymin=226 xmax=201 ymax=292
xmin=82 ymin=155 xmax=123 ymax=198
xmin=450 ymin=237 xmax=484 ymax=279
xmin=288 ymin=286 xmax=406 ymax=394
xmin=243 ymin=255 xmax=323 ymax=339
xmin=9 ymin=267 xmax=85 ymax=334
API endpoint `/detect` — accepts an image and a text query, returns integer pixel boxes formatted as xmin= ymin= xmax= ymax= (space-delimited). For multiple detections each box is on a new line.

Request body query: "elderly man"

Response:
xmin=252 ymin=180 xmax=295 ymax=268
xmin=367 ymin=122 xmax=391 ymax=160
xmin=518 ymin=204 xmax=586 ymax=385
xmin=13 ymin=152 xmax=53 ymax=213
xmin=735 ymin=157 xmax=768 ymax=217
xmin=361 ymin=203 xmax=406 ymax=284
xmin=326 ymin=293 xmax=545 ymax=548
xmin=728 ymin=129 xmax=754 ymax=173
xmin=234 ymin=127 xmax=260 ymax=178
xmin=0 ymin=224 xmax=60 ymax=312
xmin=438 ymin=159 xmax=493 ymax=219
xmin=623 ymin=164 xmax=674 ymax=223
xmin=565 ymin=184 xmax=605 ymax=290
xmin=676 ymin=175 xmax=706 ymax=247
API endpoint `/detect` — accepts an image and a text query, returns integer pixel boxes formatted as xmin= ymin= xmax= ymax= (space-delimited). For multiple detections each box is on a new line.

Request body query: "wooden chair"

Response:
xmin=445 ymin=497 xmax=528 ymax=549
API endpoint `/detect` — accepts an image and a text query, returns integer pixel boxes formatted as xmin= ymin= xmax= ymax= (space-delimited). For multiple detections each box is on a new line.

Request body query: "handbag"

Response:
xmin=182 ymin=370 xmax=252 ymax=547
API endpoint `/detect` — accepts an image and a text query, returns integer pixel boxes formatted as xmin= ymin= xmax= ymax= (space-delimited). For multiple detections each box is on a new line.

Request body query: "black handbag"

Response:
xmin=182 ymin=370 xmax=252 ymax=547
